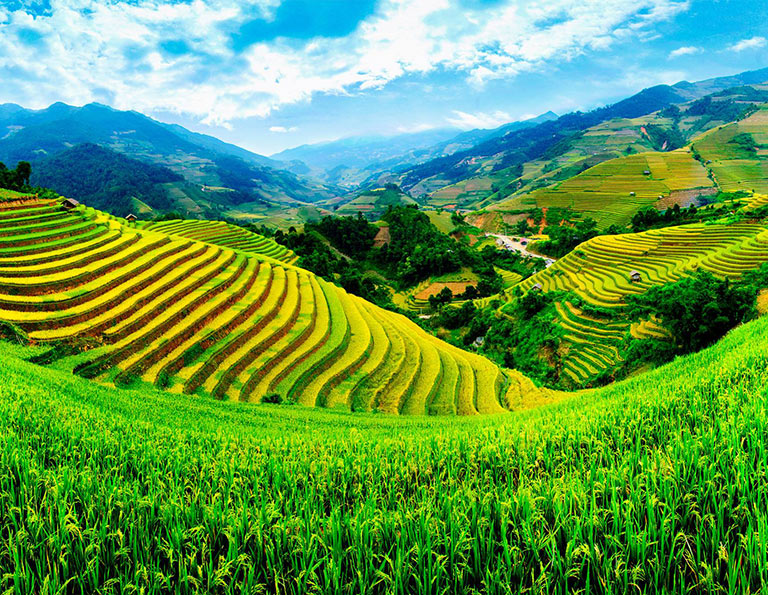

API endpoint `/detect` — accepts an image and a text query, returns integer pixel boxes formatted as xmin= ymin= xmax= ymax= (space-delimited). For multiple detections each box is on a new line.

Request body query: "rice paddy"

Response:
xmin=2 ymin=296 xmax=768 ymax=593
xmin=491 ymin=150 xmax=714 ymax=228
xmin=495 ymin=221 xmax=768 ymax=385
xmin=692 ymin=106 xmax=768 ymax=195
xmin=0 ymin=196 xmax=532 ymax=414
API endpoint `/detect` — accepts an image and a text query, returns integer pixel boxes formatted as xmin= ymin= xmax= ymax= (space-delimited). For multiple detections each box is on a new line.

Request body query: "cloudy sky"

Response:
xmin=1 ymin=0 xmax=767 ymax=154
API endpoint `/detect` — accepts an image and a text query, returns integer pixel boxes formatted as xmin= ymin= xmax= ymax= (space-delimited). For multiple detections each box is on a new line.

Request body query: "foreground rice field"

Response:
xmin=2 ymin=306 xmax=768 ymax=593
xmin=495 ymin=221 xmax=768 ymax=385
xmin=0 ymin=196 xmax=531 ymax=414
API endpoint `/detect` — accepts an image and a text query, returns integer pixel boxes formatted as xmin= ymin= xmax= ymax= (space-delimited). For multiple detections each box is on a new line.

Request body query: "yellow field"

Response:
xmin=0 ymin=197 xmax=541 ymax=414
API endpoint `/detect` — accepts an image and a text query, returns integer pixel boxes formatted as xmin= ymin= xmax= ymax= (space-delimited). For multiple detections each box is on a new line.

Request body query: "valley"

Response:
xmin=2 ymin=17 xmax=768 ymax=589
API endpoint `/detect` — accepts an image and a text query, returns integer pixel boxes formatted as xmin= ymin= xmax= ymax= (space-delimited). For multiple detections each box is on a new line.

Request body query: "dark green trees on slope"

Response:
xmin=32 ymin=143 xmax=181 ymax=216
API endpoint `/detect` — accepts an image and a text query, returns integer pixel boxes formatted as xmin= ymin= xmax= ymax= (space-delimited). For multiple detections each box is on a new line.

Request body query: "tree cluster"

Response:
xmin=0 ymin=161 xmax=31 ymax=191
xmin=537 ymin=217 xmax=598 ymax=258
xmin=627 ymin=266 xmax=768 ymax=362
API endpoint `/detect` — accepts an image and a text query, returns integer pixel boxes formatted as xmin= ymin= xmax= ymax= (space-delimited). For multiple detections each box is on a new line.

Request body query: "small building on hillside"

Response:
xmin=125 ymin=213 xmax=137 ymax=222
xmin=629 ymin=191 xmax=636 ymax=196
xmin=531 ymin=283 xmax=543 ymax=292
xmin=62 ymin=198 xmax=80 ymax=209
xmin=643 ymin=170 xmax=651 ymax=176
xmin=629 ymin=270 xmax=642 ymax=283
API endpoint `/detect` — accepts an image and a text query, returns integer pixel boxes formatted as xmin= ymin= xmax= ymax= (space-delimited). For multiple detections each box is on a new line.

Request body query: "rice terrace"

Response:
xmin=2 ymin=1 xmax=768 ymax=594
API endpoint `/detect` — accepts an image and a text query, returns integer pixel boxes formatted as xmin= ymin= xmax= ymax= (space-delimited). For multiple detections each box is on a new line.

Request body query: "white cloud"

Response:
xmin=396 ymin=123 xmax=437 ymax=133
xmin=269 ymin=125 xmax=298 ymax=133
xmin=727 ymin=36 xmax=767 ymax=52
xmin=668 ymin=45 xmax=700 ymax=58
xmin=0 ymin=0 xmax=691 ymax=125
xmin=447 ymin=110 xmax=511 ymax=130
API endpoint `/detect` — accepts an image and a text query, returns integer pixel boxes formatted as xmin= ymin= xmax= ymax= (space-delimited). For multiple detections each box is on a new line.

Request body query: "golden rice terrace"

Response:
xmin=0 ymin=195 xmax=538 ymax=414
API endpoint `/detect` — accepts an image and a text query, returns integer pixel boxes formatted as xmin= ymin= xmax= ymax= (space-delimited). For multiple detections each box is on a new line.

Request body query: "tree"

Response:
xmin=514 ymin=219 xmax=532 ymax=236
xmin=627 ymin=270 xmax=756 ymax=354
xmin=15 ymin=161 xmax=31 ymax=186
xmin=428 ymin=286 xmax=454 ymax=310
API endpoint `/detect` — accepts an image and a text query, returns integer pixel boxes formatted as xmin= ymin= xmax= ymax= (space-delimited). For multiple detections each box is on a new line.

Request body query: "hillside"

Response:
xmin=0 ymin=102 xmax=339 ymax=221
xmin=490 ymin=149 xmax=714 ymax=228
xmin=474 ymin=88 xmax=768 ymax=229
xmin=391 ymin=69 xmax=768 ymax=209
xmin=473 ymin=211 xmax=768 ymax=388
xmin=692 ymin=104 xmax=768 ymax=194
xmin=3 ymin=288 xmax=768 ymax=592
xmin=31 ymin=143 xmax=183 ymax=216
xmin=0 ymin=193 xmax=538 ymax=414
xmin=330 ymin=184 xmax=419 ymax=218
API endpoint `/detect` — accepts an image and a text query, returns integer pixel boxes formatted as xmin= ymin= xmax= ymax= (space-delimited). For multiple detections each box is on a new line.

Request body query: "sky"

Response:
xmin=0 ymin=0 xmax=767 ymax=155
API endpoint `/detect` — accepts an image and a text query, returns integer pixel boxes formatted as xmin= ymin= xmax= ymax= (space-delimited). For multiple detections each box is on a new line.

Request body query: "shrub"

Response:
xmin=262 ymin=393 xmax=284 ymax=405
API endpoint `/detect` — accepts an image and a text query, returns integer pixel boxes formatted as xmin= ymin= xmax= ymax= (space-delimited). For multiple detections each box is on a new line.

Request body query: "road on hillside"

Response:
xmin=485 ymin=233 xmax=556 ymax=267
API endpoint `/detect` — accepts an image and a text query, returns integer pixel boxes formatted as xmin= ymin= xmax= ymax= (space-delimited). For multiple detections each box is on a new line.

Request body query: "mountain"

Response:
xmin=31 ymin=143 xmax=183 ymax=216
xmin=0 ymin=102 xmax=340 ymax=221
xmin=271 ymin=112 xmax=558 ymax=188
xmin=271 ymin=128 xmax=461 ymax=172
xmin=392 ymin=67 xmax=768 ymax=205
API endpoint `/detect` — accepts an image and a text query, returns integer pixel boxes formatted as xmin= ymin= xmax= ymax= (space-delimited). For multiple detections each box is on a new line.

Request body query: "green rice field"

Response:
xmin=2 ymin=300 xmax=768 ymax=593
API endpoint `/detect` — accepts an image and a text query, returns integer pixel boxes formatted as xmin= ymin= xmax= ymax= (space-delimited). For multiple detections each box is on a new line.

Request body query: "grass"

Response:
xmin=2 ymin=306 xmax=768 ymax=593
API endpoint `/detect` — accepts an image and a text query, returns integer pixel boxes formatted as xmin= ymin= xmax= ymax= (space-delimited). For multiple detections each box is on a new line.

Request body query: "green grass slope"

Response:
xmin=0 ymin=195 xmax=530 ymax=414
xmin=2 ymin=306 xmax=768 ymax=592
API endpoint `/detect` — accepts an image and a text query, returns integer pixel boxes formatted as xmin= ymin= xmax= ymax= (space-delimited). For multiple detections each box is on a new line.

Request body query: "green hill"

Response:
xmin=424 ymin=85 xmax=768 ymax=218
xmin=2 ymin=288 xmax=768 ymax=592
xmin=490 ymin=149 xmax=714 ymax=228
xmin=31 ymin=143 xmax=183 ymax=217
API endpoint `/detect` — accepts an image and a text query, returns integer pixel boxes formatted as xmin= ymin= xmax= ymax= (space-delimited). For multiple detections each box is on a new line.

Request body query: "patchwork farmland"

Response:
xmin=491 ymin=150 xmax=715 ymax=228
xmin=496 ymin=221 xmax=768 ymax=385
xmin=0 ymin=194 xmax=538 ymax=415
xmin=692 ymin=105 xmax=768 ymax=195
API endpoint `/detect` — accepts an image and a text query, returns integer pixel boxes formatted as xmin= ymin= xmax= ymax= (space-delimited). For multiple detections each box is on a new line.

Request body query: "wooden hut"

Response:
xmin=629 ymin=270 xmax=642 ymax=283
xmin=62 ymin=198 xmax=80 ymax=209
xmin=125 ymin=213 xmax=137 ymax=222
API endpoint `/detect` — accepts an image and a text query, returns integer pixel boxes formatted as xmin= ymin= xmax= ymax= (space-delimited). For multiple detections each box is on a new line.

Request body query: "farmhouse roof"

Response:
xmin=125 ymin=213 xmax=137 ymax=221
xmin=61 ymin=198 xmax=80 ymax=208
xmin=531 ymin=283 xmax=543 ymax=291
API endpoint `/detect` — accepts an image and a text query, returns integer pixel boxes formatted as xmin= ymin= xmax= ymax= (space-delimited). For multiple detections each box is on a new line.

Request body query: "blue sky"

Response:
xmin=0 ymin=0 xmax=767 ymax=155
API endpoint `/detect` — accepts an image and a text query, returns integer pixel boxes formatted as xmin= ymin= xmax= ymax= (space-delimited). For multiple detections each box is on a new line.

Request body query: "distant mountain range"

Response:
xmin=271 ymin=112 xmax=558 ymax=187
xmin=2 ymin=66 xmax=766 ymax=223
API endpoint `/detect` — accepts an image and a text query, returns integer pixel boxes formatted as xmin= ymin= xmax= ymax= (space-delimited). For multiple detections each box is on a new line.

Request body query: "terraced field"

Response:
xmin=693 ymin=105 xmax=768 ymax=195
xmin=496 ymin=222 xmax=768 ymax=385
xmin=0 ymin=197 xmax=535 ymax=414
xmin=491 ymin=150 xmax=714 ymax=227
xmin=141 ymin=219 xmax=298 ymax=264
